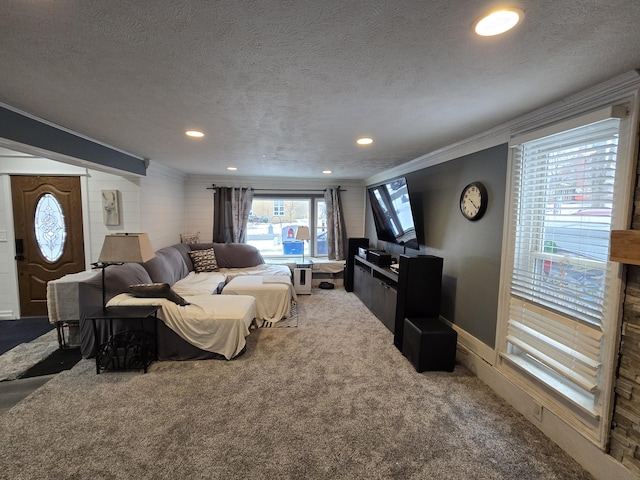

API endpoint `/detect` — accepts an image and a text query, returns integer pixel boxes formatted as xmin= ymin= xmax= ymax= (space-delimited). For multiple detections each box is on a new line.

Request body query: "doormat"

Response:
xmin=19 ymin=347 xmax=82 ymax=379
xmin=0 ymin=317 xmax=53 ymax=356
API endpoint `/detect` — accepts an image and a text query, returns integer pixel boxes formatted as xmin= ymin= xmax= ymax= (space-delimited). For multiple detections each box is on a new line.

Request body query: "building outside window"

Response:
xmin=272 ymin=200 xmax=285 ymax=217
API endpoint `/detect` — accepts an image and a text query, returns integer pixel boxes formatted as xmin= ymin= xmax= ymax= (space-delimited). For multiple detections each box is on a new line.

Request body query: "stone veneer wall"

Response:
xmin=609 ymin=162 xmax=640 ymax=475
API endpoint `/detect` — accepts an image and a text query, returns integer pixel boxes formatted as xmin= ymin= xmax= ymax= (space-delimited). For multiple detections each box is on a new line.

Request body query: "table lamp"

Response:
xmin=295 ymin=226 xmax=311 ymax=263
xmin=91 ymin=233 xmax=155 ymax=310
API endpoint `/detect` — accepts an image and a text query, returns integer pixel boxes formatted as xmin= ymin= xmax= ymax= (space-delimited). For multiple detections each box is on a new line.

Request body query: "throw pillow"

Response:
xmin=180 ymin=232 xmax=200 ymax=244
xmin=128 ymin=283 xmax=190 ymax=306
xmin=189 ymin=248 xmax=219 ymax=272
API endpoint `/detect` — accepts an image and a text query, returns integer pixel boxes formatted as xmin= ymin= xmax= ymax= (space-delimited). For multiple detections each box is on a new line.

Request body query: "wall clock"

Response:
xmin=460 ymin=182 xmax=488 ymax=221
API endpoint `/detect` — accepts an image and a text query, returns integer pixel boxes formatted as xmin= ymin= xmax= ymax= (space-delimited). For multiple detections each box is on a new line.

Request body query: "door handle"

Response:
xmin=15 ymin=239 xmax=24 ymax=261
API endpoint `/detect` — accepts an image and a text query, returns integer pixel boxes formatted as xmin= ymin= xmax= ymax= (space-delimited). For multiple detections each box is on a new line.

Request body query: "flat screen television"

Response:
xmin=367 ymin=176 xmax=420 ymax=250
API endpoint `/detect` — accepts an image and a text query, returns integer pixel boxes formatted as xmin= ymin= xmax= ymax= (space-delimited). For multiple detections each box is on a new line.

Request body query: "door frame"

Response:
xmin=1 ymin=169 xmax=92 ymax=319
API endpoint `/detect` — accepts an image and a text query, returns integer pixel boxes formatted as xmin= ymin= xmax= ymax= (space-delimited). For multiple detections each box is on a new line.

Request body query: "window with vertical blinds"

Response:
xmin=503 ymin=114 xmax=622 ymax=409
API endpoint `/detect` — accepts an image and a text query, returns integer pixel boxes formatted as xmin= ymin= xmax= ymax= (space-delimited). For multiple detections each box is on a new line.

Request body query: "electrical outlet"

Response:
xmin=532 ymin=403 xmax=543 ymax=422
xmin=0 ymin=230 xmax=7 ymax=242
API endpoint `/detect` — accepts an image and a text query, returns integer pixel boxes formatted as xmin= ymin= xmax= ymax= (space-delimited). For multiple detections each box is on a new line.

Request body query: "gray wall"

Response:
xmin=366 ymin=144 xmax=508 ymax=347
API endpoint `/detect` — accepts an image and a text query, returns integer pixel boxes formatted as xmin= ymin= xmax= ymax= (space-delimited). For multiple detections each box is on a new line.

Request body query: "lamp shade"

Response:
xmin=98 ymin=233 xmax=155 ymax=264
xmin=295 ymin=226 xmax=311 ymax=241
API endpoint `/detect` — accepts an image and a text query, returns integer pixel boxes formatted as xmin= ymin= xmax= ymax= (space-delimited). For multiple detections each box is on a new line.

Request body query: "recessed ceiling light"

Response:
xmin=322 ymin=170 xmax=332 ymax=174
xmin=185 ymin=130 xmax=204 ymax=138
xmin=356 ymin=137 xmax=373 ymax=145
xmin=227 ymin=166 xmax=237 ymax=171
xmin=474 ymin=9 xmax=524 ymax=36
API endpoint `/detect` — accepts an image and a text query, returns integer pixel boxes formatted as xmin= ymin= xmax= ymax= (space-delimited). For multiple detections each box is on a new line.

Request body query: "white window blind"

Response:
xmin=505 ymin=116 xmax=621 ymax=402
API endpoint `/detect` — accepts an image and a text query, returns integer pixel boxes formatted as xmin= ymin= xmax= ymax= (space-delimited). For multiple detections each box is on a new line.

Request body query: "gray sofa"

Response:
xmin=70 ymin=242 xmax=282 ymax=360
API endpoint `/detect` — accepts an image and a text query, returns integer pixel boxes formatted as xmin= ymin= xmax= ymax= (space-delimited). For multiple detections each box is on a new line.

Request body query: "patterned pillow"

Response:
xmin=180 ymin=232 xmax=200 ymax=244
xmin=128 ymin=283 xmax=190 ymax=306
xmin=189 ymin=248 xmax=219 ymax=272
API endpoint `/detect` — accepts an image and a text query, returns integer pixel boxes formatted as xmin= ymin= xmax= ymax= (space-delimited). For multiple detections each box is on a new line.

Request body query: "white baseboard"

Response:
xmin=456 ymin=344 xmax=635 ymax=480
xmin=445 ymin=318 xmax=495 ymax=365
xmin=0 ymin=311 xmax=15 ymax=320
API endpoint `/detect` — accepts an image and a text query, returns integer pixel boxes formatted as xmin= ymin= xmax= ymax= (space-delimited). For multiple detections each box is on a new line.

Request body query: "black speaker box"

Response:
xmin=402 ymin=317 xmax=457 ymax=372
xmin=366 ymin=250 xmax=392 ymax=267
xmin=393 ymin=255 xmax=443 ymax=350
xmin=344 ymin=237 xmax=369 ymax=292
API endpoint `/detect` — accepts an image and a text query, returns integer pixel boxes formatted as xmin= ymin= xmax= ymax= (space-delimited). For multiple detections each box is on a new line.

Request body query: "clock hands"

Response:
xmin=460 ymin=182 xmax=487 ymax=220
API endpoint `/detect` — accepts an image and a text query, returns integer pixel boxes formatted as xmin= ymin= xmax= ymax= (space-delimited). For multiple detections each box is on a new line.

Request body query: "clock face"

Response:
xmin=460 ymin=182 xmax=488 ymax=221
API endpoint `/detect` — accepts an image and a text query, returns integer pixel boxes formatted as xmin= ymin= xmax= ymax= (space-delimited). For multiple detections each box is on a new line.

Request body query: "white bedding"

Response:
xmin=219 ymin=263 xmax=291 ymax=281
xmin=107 ymin=293 xmax=256 ymax=360
xmin=222 ymin=275 xmax=295 ymax=323
xmin=172 ymin=271 xmax=227 ymax=296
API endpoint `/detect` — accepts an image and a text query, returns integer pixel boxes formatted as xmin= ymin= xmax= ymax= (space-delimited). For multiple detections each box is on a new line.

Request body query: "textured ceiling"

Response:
xmin=1 ymin=1 xmax=640 ymax=180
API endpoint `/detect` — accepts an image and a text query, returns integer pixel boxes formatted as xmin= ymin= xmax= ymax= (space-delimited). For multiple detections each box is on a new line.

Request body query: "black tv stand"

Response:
xmin=353 ymin=254 xmax=443 ymax=349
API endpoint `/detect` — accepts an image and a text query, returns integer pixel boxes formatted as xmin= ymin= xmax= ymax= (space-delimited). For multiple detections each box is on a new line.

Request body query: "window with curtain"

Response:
xmin=246 ymin=196 xmax=327 ymax=259
xmin=501 ymin=108 xmax=626 ymax=417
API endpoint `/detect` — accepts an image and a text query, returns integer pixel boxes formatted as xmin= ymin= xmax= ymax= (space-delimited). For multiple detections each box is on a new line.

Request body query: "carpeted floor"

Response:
xmin=0 ymin=287 xmax=594 ymax=480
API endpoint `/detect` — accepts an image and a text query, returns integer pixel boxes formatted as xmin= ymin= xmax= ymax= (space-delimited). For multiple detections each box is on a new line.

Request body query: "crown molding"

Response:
xmin=366 ymin=70 xmax=640 ymax=186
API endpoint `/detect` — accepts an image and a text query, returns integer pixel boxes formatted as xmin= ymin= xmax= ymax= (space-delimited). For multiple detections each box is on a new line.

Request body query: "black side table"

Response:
xmin=87 ymin=305 xmax=160 ymax=374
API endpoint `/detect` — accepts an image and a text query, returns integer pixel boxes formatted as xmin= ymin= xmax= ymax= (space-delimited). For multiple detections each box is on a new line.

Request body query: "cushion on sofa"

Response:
xmin=86 ymin=263 xmax=154 ymax=303
xmin=189 ymin=248 xmax=219 ymax=272
xmin=173 ymin=242 xmax=195 ymax=271
xmin=143 ymin=246 xmax=190 ymax=285
xmin=190 ymin=243 xmax=264 ymax=269
xmin=129 ymin=283 xmax=190 ymax=306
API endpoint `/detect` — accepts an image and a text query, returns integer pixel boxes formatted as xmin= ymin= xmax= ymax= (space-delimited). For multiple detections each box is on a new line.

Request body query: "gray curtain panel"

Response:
xmin=324 ymin=187 xmax=347 ymax=260
xmin=213 ymin=187 xmax=254 ymax=243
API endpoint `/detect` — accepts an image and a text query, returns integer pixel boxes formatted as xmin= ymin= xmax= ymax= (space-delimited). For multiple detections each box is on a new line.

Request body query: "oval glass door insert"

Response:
xmin=34 ymin=193 xmax=67 ymax=262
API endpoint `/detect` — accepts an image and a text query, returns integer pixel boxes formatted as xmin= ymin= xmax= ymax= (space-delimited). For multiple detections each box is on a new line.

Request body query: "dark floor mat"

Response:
xmin=19 ymin=348 xmax=81 ymax=379
xmin=0 ymin=318 xmax=53 ymax=356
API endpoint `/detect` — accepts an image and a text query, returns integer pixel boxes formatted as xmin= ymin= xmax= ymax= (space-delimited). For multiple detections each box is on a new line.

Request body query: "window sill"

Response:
xmin=499 ymin=352 xmax=600 ymax=421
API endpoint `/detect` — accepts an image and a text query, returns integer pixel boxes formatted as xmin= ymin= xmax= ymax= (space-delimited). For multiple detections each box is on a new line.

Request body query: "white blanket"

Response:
xmin=219 ymin=263 xmax=291 ymax=281
xmin=107 ymin=293 xmax=256 ymax=360
xmin=172 ymin=271 xmax=227 ymax=296
xmin=222 ymin=275 xmax=294 ymax=323
xmin=47 ymin=270 xmax=98 ymax=323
